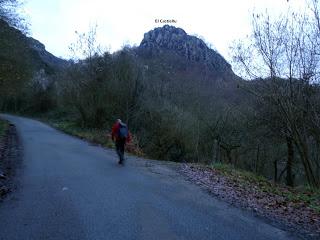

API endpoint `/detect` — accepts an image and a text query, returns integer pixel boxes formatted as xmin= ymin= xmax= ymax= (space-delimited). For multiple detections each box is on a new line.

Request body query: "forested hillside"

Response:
xmin=0 ymin=19 xmax=66 ymax=112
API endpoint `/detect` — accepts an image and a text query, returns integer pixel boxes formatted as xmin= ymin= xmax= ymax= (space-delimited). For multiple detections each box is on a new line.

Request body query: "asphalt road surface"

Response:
xmin=0 ymin=114 xmax=297 ymax=240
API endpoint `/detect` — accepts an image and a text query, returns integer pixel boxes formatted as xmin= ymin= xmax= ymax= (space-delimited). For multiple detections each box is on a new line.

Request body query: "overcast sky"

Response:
xmin=23 ymin=0 xmax=306 ymax=61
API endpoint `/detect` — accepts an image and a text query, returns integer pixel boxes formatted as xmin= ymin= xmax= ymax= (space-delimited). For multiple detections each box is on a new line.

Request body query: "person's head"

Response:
xmin=117 ymin=119 xmax=122 ymax=124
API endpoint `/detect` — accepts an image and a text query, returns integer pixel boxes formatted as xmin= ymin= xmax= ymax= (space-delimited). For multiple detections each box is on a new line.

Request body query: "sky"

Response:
xmin=22 ymin=0 xmax=307 ymax=61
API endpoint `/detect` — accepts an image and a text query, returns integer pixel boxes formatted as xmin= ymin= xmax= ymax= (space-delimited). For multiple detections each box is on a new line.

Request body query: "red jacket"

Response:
xmin=111 ymin=122 xmax=131 ymax=143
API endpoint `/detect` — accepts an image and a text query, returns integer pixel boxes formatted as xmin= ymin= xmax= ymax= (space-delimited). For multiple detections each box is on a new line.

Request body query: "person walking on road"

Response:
xmin=111 ymin=119 xmax=131 ymax=165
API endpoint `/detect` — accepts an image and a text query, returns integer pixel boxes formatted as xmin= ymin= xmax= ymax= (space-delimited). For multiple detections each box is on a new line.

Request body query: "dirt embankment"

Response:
xmin=180 ymin=164 xmax=320 ymax=240
xmin=0 ymin=122 xmax=21 ymax=198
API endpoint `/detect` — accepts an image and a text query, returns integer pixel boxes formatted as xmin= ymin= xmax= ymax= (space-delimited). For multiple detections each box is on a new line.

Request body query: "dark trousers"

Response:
xmin=115 ymin=139 xmax=126 ymax=163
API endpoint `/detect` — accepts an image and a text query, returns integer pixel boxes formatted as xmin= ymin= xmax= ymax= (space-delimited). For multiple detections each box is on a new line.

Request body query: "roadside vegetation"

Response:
xmin=0 ymin=118 xmax=10 ymax=197
xmin=36 ymin=111 xmax=144 ymax=156
xmin=208 ymin=163 xmax=319 ymax=213
xmin=0 ymin=119 xmax=8 ymax=138
xmin=182 ymin=163 xmax=320 ymax=237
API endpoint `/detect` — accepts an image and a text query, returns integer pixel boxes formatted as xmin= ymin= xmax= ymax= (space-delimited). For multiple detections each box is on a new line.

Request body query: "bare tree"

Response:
xmin=232 ymin=4 xmax=320 ymax=188
xmin=0 ymin=0 xmax=28 ymax=32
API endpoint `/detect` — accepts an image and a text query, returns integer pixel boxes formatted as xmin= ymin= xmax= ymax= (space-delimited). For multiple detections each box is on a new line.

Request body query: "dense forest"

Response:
xmin=1 ymin=0 xmax=320 ymax=189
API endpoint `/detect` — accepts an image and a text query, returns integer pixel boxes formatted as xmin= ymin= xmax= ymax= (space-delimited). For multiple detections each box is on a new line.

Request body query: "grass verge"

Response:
xmin=51 ymin=120 xmax=114 ymax=148
xmin=38 ymin=116 xmax=144 ymax=157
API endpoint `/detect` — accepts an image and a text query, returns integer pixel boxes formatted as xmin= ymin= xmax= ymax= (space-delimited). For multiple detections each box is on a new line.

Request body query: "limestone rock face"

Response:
xmin=139 ymin=25 xmax=232 ymax=74
xmin=0 ymin=19 xmax=67 ymax=71
xmin=27 ymin=37 xmax=67 ymax=70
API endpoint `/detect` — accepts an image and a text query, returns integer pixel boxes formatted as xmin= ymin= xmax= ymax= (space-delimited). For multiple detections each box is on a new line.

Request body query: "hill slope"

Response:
xmin=135 ymin=25 xmax=243 ymax=110
xmin=138 ymin=25 xmax=236 ymax=80
xmin=0 ymin=19 xmax=67 ymax=111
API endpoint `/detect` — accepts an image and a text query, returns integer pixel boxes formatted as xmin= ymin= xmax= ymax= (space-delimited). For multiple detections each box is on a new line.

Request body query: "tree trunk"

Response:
xmin=294 ymin=133 xmax=319 ymax=188
xmin=234 ymin=148 xmax=239 ymax=166
xmin=274 ymin=159 xmax=278 ymax=183
xmin=255 ymin=145 xmax=260 ymax=173
xmin=226 ymin=149 xmax=232 ymax=164
xmin=286 ymin=136 xmax=294 ymax=187
xmin=212 ymin=139 xmax=221 ymax=163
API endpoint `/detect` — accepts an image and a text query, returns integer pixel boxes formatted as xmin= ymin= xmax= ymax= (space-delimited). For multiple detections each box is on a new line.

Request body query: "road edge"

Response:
xmin=0 ymin=118 xmax=22 ymax=200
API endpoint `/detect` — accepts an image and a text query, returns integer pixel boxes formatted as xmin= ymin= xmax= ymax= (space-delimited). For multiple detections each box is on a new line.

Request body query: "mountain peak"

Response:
xmin=139 ymin=25 xmax=232 ymax=74
xmin=142 ymin=25 xmax=187 ymax=41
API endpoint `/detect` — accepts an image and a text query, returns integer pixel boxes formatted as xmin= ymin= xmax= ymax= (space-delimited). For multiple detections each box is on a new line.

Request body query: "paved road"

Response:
xmin=0 ymin=115 xmax=296 ymax=240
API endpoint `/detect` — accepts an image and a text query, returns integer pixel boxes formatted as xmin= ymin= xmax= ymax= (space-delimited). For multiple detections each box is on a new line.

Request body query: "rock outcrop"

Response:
xmin=139 ymin=25 xmax=233 ymax=75
xmin=27 ymin=37 xmax=67 ymax=70
xmin=0 ymin=19 xmax=67 ymax=73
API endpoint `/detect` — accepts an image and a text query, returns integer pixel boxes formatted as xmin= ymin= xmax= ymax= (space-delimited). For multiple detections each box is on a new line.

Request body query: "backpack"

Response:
xmin=118 ymin=123 xmax=128 ymax=139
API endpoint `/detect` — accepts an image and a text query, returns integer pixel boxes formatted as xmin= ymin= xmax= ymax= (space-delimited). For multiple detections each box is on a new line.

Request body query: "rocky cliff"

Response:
xmin=27 ymin=37 xmax=67 ymax=70
xmin=0 ymin=19 xmax=67 ymax=74
xmin=138 ymin=25 xmax=234 ymax=77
